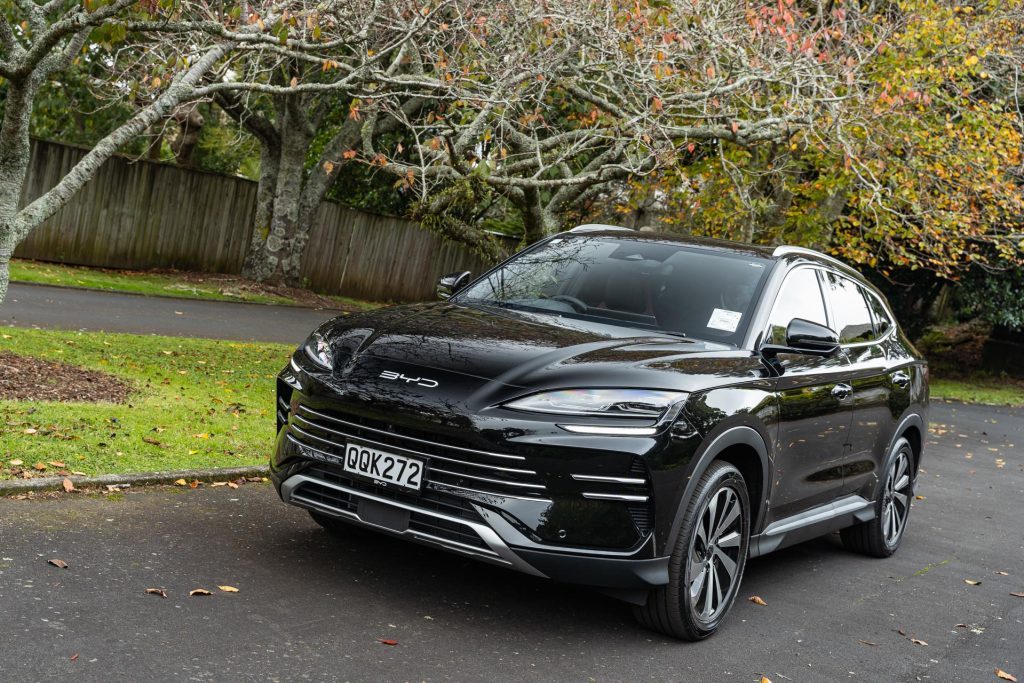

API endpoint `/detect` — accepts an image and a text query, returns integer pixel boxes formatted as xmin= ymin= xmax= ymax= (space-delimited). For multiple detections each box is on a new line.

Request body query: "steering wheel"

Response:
xmin=550 ymin=294 xmax=588 ymax=313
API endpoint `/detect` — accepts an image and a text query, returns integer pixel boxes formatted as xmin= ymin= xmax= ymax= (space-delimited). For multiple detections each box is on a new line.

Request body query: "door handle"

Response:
xmin=892 ymin=371 xmax=911 ymax=388
xmin=831 ymin=383 xmax=853 ymax=400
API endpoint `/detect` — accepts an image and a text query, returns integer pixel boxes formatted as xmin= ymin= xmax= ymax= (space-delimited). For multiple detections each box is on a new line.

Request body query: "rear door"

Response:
xmin=764 ymin=266 xmax=852 ymax=524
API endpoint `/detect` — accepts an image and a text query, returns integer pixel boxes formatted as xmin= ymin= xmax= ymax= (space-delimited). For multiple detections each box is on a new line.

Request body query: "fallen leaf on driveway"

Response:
xmin=760 ymin=677 xmax=773 ymax=683
xmin=996 ymin=669 xmax=1018 ymax=682
xmin=965 ymin=579 xmax=982 ymax=586
xmin=911 ymin=638 xmax=928 ymax=646
xmin=173 ymin=479 xmax=188 ymax=486
xmin=1010 ymin=592 xmax=1024 ymax=598
xmin=858 ymin=640 xmax=877 ymax=646
xmin=188 ymin=480 xmax=200 ymax=489
xmin=189 ymin=589 xmax=213 ymax=597
xmin=70 ymin=653 xmax=78 ymax=662
xmin=228 ymin=482 xmax=239 ymax=489
xmin=145 ymin=588 xmax=168 ymax=598
xmin=48 ymin=559 xmax=69 ymax=569
xmin=378 ymin=639 xmax=398 ymax=646
xmin=995 ymin=571 xmax=1009 ymax=576
xmin=211 ymin=482 xmax=227 ymax=487
xmin=217 ymin=586 xmax=239 ymax=593
xmin=61 ymin=478 xmax=74 ymax=493
xmin=748 ymin=595 xmax=768 ymax=606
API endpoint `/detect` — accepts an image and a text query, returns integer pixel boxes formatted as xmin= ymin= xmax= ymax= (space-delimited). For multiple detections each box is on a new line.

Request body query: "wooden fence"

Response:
xmin=15 ymin=139 xmax=496 ymax=301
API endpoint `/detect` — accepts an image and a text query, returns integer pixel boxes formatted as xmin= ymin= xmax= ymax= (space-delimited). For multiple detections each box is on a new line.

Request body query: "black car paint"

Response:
xmin=271 ymin=231 xmax=928 ymax=596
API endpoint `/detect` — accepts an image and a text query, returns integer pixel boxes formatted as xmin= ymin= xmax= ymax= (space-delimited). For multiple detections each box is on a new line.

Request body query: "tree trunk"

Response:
xmin=171 ymin=105 xmax=205 ymax=166
xmin=240 ymin=103 xmax=312 ymax=286
xmin=0 ymin=78 xmax=37 ymax=303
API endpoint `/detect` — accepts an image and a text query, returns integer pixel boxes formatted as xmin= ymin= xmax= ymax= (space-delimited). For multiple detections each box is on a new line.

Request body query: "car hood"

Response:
xmin=319 ymin=302 xmax=766 ymax=398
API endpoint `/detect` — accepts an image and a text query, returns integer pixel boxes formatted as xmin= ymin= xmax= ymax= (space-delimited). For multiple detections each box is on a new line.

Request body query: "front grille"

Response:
xmin=572 ymin=457 xmax=654 ymax=536
xmin=288 ymin=403 xmax=548 ymax=500
xmin=292 ymin=466 xmax=489 ymax=550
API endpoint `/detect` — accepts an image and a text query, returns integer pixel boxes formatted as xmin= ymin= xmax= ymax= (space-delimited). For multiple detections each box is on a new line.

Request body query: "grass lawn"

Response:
xmin=9 ymin=258 xmax=379 ymax=311
xmin=930 ymin=376 xmax=1024 ymax=408
xmin=0 ymin=328 xmax=291 ymax=480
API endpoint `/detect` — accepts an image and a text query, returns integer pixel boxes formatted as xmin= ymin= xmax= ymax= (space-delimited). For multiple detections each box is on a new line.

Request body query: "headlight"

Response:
xmin=504 ymin=389 xmax=685 ymax=418
xmin=303 ymin=330 xmax=333 ymax=369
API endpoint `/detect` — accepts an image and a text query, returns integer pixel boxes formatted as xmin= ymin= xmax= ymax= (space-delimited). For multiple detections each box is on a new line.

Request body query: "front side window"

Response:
xmin=456 ymin=236 xmax=772 ymax=345
xmin=765 ymin=267 xmax=828 ymax=346
xmin=823 ymin=272 xmax=874 ymax=344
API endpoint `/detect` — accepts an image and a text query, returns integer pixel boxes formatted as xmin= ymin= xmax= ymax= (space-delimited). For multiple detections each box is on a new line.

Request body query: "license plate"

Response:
xmin=343 ymin=442 xmax=425 ymax=491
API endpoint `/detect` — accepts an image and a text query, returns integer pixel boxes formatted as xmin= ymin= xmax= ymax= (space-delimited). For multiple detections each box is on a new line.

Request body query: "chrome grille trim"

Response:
xmin=430 ymin=480 xmax=553 ymax=503
xmin=429 ymin=466 xmax=547 ymax=490
xmin=582 ymin=492 xmax=650 ymax=502
xmin=571 ymin=474 xmax=647 ymax=485
xmin=291 ymin=414 xmax=536 ymax=475
xmin=297 ymin=405 xmax=525 ymax=461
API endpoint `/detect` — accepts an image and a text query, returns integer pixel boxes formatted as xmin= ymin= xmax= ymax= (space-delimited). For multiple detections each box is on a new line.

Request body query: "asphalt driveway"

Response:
xmin=1 ymin=400 xmax=1021 ymax=682
xmin=0 ymin=283 xmax=342 ymax=344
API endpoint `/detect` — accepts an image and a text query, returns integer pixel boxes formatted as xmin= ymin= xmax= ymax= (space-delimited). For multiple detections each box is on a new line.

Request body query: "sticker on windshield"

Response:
xmin=707 ymin=308 xmax=742 ymax=333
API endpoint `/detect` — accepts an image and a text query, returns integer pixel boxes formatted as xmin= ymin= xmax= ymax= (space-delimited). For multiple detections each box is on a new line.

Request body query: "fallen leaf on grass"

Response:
xmin=996 ymin=670 xmax=1018 ymax=682
xmin=33 ymin=462 xmax=47 ymax=471
xmin=965 ymin=579 xmax=982 ymax=586
xmin=192 ymin=433 xmax=210 ymax=440
xmin=8 ymin=459 xmax=23 ymax=466
xmin=142 ymin=437 xmax=163 ymax=447
xmin=378 ymin=639 xmax=398 ymax=646
xmin=911 ymin=638 xmax=928 ymax=646
xmin=23 ymin=428 xmax=37 ymax=435
xmin=145 ymin=588 xmax=168 ymax=598
xmin=217 ymin=585 xmax=239 ymax=593
xmin=61 ymin=478 xmax=74 ymax=493
xmin=189 ymin=589 xmax=213 ymax=597
xmin=748 ymin=595 xmax=768 ymax=606
xmin=48 ymin=461 xmax=65 ymax=468
xmin=173 ymin=479 xmax=188 ymax=486
xmin=48 ymin=559 xmax=69 ymax=569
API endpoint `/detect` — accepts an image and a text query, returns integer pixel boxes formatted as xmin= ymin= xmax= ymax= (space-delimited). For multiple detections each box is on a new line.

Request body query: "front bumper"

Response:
xmin=271 ymin=356 xmax=704 ymax=590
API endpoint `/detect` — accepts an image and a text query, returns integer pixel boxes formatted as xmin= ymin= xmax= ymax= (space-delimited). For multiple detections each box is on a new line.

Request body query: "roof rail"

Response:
xmin=568 ymin=224 xmax=635 ymax=234
xmin=773 ymin=245 xmax=852 ymax=270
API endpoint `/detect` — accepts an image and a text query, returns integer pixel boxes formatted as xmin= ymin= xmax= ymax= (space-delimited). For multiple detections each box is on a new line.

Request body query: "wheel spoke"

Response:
xmin=893 ymin=491 xmax=909 ymax=509
xmin=705 ymin=492 xmax=720 ymax=542
xmin=712 ymin=492 xmax=739 ymax=543
xmin=717 ymin=530 xmax=741 ymax=549
xmin=702 ymin=564 xmax=716 ymax=616
xmin=894 ymin=475 xmax=910 ymax=492
xmin=712 ymin=564 xmax=724 ymax=610
xmin=689 ymin=565 xmax=708 ymax=600
xmin=894 ymin=455 xmax=907 ymax=487
xmin=882 ymin=503 xmax=892 ymax=538
xmin=714 ymin=546 xmax=737 ymax=581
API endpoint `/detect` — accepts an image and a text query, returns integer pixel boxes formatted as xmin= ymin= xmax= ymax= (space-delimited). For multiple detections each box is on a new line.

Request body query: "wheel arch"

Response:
xmin=876 ymin=412 xmax=926 ymax=500
xmin=664 ymin=425 xmax=770 ymax=552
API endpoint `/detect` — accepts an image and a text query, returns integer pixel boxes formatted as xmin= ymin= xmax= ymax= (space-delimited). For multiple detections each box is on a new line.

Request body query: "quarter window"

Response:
xmin=766 ymin=268 xmax=827 ymax=345
xmin=865 ymin=291 xmax=893 ymax=337
xmin=824 ymin=273 xmax=874 ymax=344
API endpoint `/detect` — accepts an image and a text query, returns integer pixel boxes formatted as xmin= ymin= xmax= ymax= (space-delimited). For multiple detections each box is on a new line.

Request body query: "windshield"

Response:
xmin=456 ymin=235 xmax=772 ymax=345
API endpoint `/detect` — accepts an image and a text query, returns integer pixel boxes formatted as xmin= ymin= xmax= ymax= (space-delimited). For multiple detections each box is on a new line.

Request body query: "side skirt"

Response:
xmin=749 ymin=495 xmax=875 ymax=558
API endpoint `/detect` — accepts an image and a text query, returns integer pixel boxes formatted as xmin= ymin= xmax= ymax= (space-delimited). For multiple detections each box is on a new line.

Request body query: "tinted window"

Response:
xmin=457 ymin=236 xmax=772 ymax=344
xmin=866 ymin=291 xmax=893 ymax=336
xmin=766 ymin=268 xmax=827 ymax=345
xmin=824 ymin=273 xmax=873 ymax=344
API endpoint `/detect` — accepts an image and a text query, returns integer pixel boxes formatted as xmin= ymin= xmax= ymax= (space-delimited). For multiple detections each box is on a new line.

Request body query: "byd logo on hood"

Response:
xmin=379 ymin=370 xmax=439 ymax=388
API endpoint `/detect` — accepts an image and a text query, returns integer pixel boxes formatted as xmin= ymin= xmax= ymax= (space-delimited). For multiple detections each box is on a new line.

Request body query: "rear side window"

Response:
xmin=865 ymin=291 xmax=893 ymax=337
xmin=824 ymin=273 xmax=874 ymax=344
xmin=765 ymin=268 xmax=827 ymax=345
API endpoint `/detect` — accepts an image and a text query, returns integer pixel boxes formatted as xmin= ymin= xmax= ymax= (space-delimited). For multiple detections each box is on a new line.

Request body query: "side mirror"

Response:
xmin=762 ymin=318 xmax=840 ymax=358
xmin=437 ymin=271 xmax=472 ymax=300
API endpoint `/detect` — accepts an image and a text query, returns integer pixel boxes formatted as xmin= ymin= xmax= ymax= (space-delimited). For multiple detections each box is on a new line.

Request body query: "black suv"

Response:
xmin=271 ymin=227 xmax=928 ymax=640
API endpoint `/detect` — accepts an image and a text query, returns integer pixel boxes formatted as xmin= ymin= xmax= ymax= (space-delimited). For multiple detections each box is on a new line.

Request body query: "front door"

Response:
xmin=763 ymin=266 xmax=852 ymax=524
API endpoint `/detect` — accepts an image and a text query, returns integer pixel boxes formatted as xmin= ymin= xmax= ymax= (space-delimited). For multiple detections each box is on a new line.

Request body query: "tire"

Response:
xmin=309 ymin=510 xmax=351 ymax=536
xmin=633 ymin=461 xmax=751 ymax=640
xmin=840 ymin=437 xmax=915 ymax=558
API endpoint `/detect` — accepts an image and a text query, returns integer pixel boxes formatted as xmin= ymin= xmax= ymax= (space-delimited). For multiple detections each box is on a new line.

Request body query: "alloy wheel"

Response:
xmin=687 ymin=486 xmax=743 ymax=622
xmin=882 ymin=449 xmax=912 ymax=546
